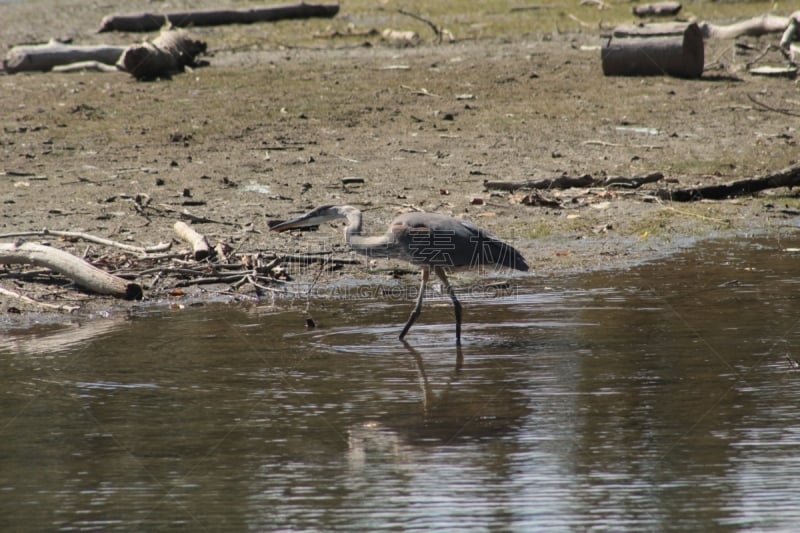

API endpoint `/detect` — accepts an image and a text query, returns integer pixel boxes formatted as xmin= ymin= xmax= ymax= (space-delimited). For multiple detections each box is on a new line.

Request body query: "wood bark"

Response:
xmin=3 ymin=40 xmax=125 ymax=73
xmin=173 ymin=221 xmax=211 ymax=261
xmin=0 ymin=242 xmax=143 ymax=300
xmin=99 ymin=2 xmax=340 ymax=32
xmin=116 ymin=29 xmax=207 ymax=80
xmin=601 ymin=22 xmax=704 ymax=78
xmin=656 ymin=163 xmax=800 ymax=201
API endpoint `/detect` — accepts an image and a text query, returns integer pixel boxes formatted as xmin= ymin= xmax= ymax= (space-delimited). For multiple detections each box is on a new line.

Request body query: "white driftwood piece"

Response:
xmin=52 ymin=61 xmax=120 ymax=73
xmin=3 ymin=40 xmax=125 ymax=73
xmin=173 ymin=221 xmax=211 ymax=261
xmin=116 ymin=29 xmax=207 ymax=80
xmin=0 ymin=242 xmax=143 ymax=299
xmin=699 ymin=14 xmax=790 ymax=40
xmin=601 ymin=22 xmax=704 ymax=78
xmin=99 ymin=2 xmax=340 ymax=32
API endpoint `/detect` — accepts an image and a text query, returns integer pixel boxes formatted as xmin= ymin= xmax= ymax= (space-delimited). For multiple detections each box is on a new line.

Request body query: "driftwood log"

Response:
xmin=99 ymin=2 xmax=340 ymax=32
xmin=2 ymin=40 xmax=125 ymax=74
xmin=632 ymin=2 xmax=681 ymax=18
xmin=601 ymin=22 xmax=704 ymax=78
xmin=173 ymin=221 xmax=211 ymax=261
xmin=0 ymin=241 xmax=143 ymax=300
xmin=656 ymin=163 xmax=800 ymax=202
xmin=484 ymin=172 xmax=664 ymax=192
xmin=699 ymin=14 xmax=792 ymax=40
xmin=116 ymin=29 xmax=206 ymax=80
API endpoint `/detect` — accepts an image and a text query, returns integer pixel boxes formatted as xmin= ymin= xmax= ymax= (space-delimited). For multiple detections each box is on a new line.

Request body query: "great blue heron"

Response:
xmin=271 ymin=205 xmax=529 ymax=344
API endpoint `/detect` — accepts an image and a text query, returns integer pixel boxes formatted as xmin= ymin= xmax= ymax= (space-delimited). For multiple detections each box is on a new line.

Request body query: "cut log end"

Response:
xmin=601 ymin=22 xmax=704 ymax=79
xmin=125 ymin=283 xmax=145 ymax=301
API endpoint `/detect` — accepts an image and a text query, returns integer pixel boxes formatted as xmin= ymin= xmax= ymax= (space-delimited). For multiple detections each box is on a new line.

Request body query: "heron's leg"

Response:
xmin=400 ymin=267 xmax=429 ymax=340
xmin=434 ymin=266 xmax=462 ymax=345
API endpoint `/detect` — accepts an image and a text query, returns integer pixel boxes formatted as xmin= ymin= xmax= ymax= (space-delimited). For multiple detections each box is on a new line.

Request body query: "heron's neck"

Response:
xmin=342 ymin=210 xmax=395 ymax=255
xmin=342 ymin=209 xmax=363 ymax=244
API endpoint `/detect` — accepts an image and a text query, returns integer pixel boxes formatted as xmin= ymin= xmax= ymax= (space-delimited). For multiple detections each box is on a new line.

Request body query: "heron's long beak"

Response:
xmin=270 ymin=212 xmax=321 ymax=232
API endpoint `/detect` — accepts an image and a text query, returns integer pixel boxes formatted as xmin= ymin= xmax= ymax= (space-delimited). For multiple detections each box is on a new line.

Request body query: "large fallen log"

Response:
xmin=3 ymin=39 xmax=125 ymax=73
xmin=116 ymin=29 xmax=207 ymax=80
xmin=99 ymin=2 xmax=340 ymax=32
xmin=656 ymin=163 xmax=800 ymax=201
xmin=601 ymin=22 xmax=704 ymax=78
xmin=0 ymin=241 xmax=143 ymax=300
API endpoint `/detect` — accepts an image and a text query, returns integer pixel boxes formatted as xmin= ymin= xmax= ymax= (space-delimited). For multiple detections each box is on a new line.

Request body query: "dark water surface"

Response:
xmin=2 ymin=236 xmax=800 ymax=531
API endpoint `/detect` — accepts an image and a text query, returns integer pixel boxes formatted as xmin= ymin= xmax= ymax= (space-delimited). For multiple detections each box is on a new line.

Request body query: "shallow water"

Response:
xmin=2 ymin=236 xmax=800 ymax=531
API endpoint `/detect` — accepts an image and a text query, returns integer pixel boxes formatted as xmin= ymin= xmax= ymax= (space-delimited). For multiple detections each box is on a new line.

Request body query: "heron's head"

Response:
xmin=270 ymin=205 xmax=353 ymax=232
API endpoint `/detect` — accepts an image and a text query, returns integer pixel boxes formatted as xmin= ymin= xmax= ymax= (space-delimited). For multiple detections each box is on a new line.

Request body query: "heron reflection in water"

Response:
xmin=271 ymin=205 xmax=529 ymax=344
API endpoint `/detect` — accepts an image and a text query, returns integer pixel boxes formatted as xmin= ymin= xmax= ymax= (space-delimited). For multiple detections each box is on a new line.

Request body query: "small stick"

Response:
xmin=0 ymin=229 xmax=170 ymax=255
xmin=747 ymin=93 xmax=800 ymax=118
xmin=398 ymin=8 xmax=443 ymax=43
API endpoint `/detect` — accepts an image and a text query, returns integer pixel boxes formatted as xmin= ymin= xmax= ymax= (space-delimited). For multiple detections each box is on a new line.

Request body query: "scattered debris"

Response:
xmin=117 ymin=28 xmax=207 ymax=80
xmin=381 ymin=29 xmax=421 ymax=47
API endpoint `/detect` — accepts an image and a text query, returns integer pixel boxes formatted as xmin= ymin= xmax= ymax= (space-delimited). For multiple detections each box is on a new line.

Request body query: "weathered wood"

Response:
xmin=602 ymin=22 xmax=704 ymax=78
xmin=99 ymin=2 xmax=340 ymax=32
xmin=484 ymin=174 xmax=594 ymax=192
xmin=0 ymin=242 xmax=143 ymax=299
xmin=3 ymin=40 xmax=125 ymax=73
xmin=656 ymin=163 xmax=800 ymax=201
xmin=173 ymin=221 xmax=211 ymax=261
xmin=52 ymin=61 xmax=119 ymax=73
xmin=632 ymin=2 xmax=681 ymax=18
xmin=485 ymin=172 xmax=663 ymax=192
xmin=699 ymin=14 xmax=790 ymax=40
xmin=117 ymin=29 xmax=206 ymax=80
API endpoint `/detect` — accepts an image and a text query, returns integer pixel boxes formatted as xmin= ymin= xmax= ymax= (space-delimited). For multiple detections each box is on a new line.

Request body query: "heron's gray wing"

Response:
xmin=394 ymin=213 xmax=528 ymax=271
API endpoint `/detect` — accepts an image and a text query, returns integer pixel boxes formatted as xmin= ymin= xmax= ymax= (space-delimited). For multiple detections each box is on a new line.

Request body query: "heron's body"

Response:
xmin=271 ymin=205 xmax=529 ymax=344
